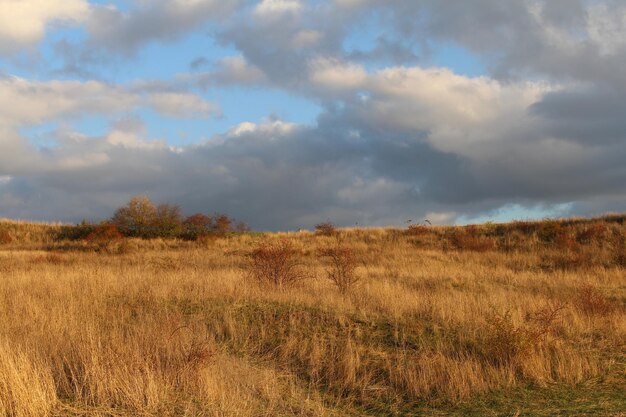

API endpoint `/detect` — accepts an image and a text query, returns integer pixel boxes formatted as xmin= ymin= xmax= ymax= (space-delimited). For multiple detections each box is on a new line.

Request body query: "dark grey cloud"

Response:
xmin=530 ymin=86 xmax=626 ymax=145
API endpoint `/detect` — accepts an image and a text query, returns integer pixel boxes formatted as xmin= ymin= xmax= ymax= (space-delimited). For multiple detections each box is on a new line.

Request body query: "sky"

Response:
xmin=1 ymin=0 xmax=626 ymax=230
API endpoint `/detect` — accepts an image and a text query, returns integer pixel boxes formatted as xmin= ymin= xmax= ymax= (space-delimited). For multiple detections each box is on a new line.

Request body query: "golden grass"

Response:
xmin=0 ymin=217 xmax=625 ymax=415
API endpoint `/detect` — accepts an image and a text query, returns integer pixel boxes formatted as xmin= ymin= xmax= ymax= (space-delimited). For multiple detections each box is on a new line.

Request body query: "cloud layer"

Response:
xmin=1 ymin=0 xmax=626 ymax=228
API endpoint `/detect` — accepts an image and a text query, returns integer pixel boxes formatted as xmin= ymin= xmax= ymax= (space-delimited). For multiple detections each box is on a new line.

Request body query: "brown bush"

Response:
xmin=448 ymin=231 xmax=496 ymax=252
xmin=246 ymin=240 xmax=309 ymax=289
xmin=85 ymin=223 xmax=123 ymax=244
xmin=315 ymin=222 xmax=337 ymax=237
xmin=0 ymin=230 xmax=13 ymax=245
xmin=538 ymin=221 xmax=562 ymax=243
xmin=576 ymin=224 xmax=608 ymax=244
xmin=510 ymin=221 xmax=539 ymax=235
xmin=555 ymin=231 xmax=578 ymax=251
xmin=576 ymin=284 xmax=612 ymax=317
xmin=319 ymin=244 xmax=359 ymax=295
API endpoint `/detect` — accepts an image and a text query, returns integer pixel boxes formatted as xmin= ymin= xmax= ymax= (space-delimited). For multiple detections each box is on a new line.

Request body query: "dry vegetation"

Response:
xmin=0 ymin=216 xmax=625 ymax=416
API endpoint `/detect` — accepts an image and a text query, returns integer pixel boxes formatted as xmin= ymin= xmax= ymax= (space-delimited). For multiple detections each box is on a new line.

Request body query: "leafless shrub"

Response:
xmin=526 ymin=303 xmax=567 ymax=335
xmin=246 ymin=239 xmax=310 ymax=289
xmin=169 ymin=326 xmax=216 ymax=385
xmin=319 ymin=243 xmax=359 ymax=295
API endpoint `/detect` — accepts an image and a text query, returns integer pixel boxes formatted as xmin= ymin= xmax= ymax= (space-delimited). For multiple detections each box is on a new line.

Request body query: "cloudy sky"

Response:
xmin=1 ymin=0 xmax=625 ymax=229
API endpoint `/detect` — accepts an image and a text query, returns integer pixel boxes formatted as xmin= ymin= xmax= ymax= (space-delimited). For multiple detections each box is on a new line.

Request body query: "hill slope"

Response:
xmin=0 ymin=216 xmax=625 ymax=416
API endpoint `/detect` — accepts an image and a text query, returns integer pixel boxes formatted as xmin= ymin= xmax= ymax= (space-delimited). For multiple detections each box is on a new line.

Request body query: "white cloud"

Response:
xmin=0 ymin=0 xmax=88 ymax=52
xmin=0 ymin=76 xmax=137 ymax=126
xmin=254 ymin=0 xmax=302 ymax=18
xmin=309 ymin=57 xmax=368 ymax=90
xmin=229 ymin=120 xmax=298 ymax=137
xmin=0 ymin=76 xmax=217 ymax=127
xmin=147 ymin=92 xmax=219 ymax=118
xmin=363 ymin=67 xmax=550 ymax=155
xmin=106 ymin=130 xmax=168 ymax=150
xmin=214 ymin=56 xmax=267 ymax=84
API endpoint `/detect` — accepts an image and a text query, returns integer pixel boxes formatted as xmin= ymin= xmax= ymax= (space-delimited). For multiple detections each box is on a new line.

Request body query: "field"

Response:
xmin=0 ymin=217 xmax=625 ymax=416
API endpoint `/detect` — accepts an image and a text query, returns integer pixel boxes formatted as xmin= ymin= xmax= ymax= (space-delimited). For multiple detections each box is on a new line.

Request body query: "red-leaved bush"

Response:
xmin=247 ymin=240 xmax=309 ymax=289
xmin=85 ymin=223 xmax=123 ymax=244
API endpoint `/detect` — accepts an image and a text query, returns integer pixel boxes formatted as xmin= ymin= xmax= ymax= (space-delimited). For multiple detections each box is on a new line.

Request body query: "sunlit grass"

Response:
xmin=0 ymin=216 xmax=624 ymax=416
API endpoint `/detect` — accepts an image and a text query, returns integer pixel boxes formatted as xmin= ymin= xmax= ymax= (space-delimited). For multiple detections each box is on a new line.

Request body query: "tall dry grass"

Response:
xmin=0 ymin=217 xmax=624 ymax=415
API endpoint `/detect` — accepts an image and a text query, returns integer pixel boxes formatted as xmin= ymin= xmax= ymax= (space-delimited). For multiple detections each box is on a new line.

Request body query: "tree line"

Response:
xmin=60 ymin=196 xmax=249 ymax=241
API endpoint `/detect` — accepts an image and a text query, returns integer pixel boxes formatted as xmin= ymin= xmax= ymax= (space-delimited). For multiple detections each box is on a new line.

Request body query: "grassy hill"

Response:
xmin=0 ymin=216 xmax=625 ymax=416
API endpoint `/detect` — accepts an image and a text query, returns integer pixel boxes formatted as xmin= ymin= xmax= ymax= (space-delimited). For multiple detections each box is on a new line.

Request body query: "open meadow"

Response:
xmin=0 ymin=217 xmax=625 ymax=416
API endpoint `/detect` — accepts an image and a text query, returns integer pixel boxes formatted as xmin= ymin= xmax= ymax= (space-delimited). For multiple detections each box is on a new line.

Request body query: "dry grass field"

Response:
xmin=0 ymin=217 xmax=625 ymax=416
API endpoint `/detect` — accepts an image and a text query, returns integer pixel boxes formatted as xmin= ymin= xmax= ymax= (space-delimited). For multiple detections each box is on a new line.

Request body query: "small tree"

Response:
xmin=112 ymin=196 xmax=157 ymax=238
xmin=214 ymin=214 xmax=232 ymax=236
xmin=182 ymin=214 xmax=213 ymax=240
xmin=154 ymin=203 xmax=183 ymax=238
xmin=320 ymin=243 xmax=359 ymax=295
xmin=235 ymin=221 xmax=251 ymax=233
